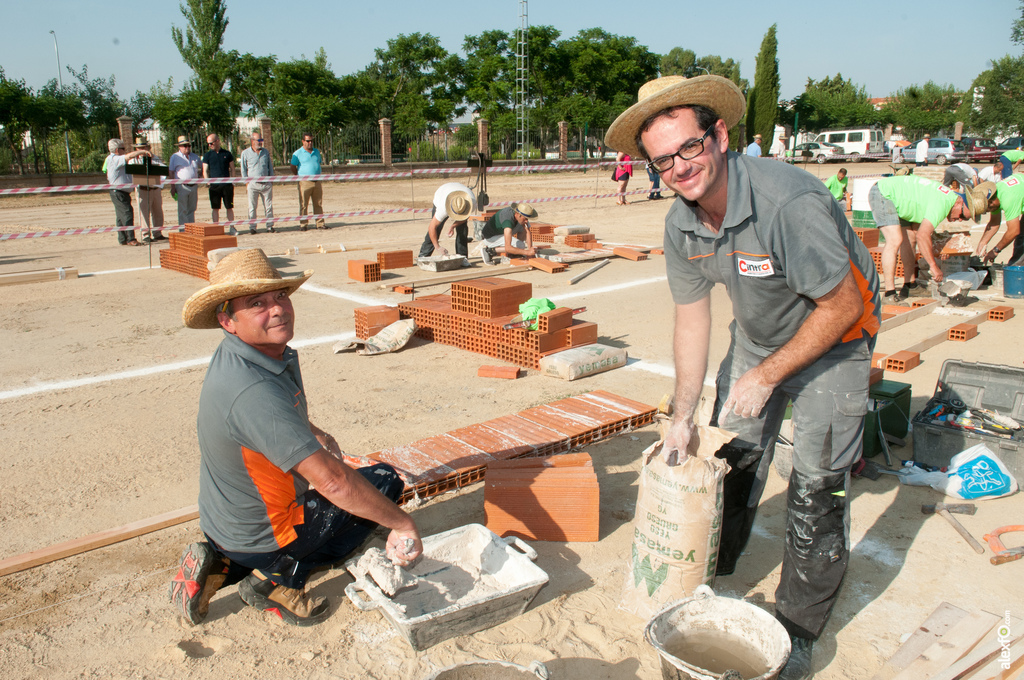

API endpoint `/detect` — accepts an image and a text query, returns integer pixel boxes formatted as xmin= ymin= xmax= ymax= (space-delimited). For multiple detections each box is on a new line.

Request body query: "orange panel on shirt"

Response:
xmin=842 ymin=260 xmax=880 ymax=344
xmin=241 ymin=446 xmax=304 ymax=548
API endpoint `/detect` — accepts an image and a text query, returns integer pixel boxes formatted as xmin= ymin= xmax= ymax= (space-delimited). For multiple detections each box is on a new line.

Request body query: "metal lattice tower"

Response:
xmin=515 ymin=0 xmax=529 ymax=170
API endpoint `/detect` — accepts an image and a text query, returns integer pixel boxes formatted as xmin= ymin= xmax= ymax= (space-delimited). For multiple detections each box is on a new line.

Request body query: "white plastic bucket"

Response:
xmin=851 ymin=177 xmax=879 ymax=212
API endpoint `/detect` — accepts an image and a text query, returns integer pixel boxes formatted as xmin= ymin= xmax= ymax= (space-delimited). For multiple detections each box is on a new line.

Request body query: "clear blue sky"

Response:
xmin=3 ymin=0 xmax=1019 ymax=103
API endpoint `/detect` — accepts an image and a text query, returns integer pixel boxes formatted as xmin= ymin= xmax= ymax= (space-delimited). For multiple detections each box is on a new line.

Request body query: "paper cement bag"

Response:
xmin=333 ymin=319 xmax=416 ymax=356
xmin=619 ymin=424 xmax=733 ymax=619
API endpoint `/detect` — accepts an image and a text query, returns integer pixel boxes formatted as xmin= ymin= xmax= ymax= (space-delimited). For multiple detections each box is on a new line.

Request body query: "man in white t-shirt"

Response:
xmin=915 ymin=135 xmax=930 ymax=167
xmin=418 ymin=182 xmax=478 ymax=266
xmin=168 ymin=136 xmax=202 ymax=225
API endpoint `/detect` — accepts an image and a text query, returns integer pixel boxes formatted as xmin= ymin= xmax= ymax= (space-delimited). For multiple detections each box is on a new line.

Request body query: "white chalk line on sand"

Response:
xmin=4 ymin=273 xmax=675 ymax=401
xmin=0 ymin=332 xmax=354 ymax=402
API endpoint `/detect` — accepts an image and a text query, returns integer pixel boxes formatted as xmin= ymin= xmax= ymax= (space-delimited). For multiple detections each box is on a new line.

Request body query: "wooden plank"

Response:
xmin=0 ymin=504 xmax=199 ymax=577
xmin=0 ymin=266 xmax=79 ymax=287
xmin=879 ymin=301 xmax=940 ymax=333
xmin=872 ymin=603 xmax=970 ymax=680
xmin=892 ymin=611 xmax=1002 ymax=680
xmin=902 ymin=312 xmax=989 ymax=356
xmin=943 ymin=629 xmax=1023 ymax=680
xmin=376 ymin=266 xmax=527 ymax=290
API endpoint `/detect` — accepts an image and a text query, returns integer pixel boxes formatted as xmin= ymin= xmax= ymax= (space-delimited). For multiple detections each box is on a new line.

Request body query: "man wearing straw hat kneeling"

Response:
xmin=170 ymin=249 xmax=422 ymax=627
xmin=607 ymin=76 xmax=881 ymax=679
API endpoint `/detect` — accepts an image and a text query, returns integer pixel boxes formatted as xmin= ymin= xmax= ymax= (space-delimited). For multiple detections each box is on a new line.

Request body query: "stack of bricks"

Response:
xmin=397 ymin=278 xmax=599 ymax=369
xmin=613 ymin=247 xmax=648 ymax=262
xmin=565 ymin=233 xmax=597 ymax=248
xmin=377 ymin=250 xmax=415 ymax=270
xmin=484 ymin=452 xmax=599 ymax=542
xmin=529 ymin=222 xmax=556 ymax=244
xmin=854 ymin=227 xmax=880 ymax=248
xmin=158 ymin=222 xmax=237 ymax=280
xmin=348 ymin=259 xmax=382 ymax=282
xmin=353 ymin=305 xmax=400 ymax=339
xmin=867 ymin=246 xmax=904 ymax=279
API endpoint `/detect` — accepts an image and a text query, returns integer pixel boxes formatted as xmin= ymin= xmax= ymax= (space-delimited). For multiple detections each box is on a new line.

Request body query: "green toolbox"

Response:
xmin=863 ymin=379 xmax=912 ymax=457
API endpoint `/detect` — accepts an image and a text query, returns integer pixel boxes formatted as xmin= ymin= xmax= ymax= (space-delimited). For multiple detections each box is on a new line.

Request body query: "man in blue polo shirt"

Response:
xmin=169 ymin=249 xmax=421 ymax=627
xmin=607 ymin=75 xmax=881 ymax=680
xmin=290 ymin=134 xmax=327 ymax=230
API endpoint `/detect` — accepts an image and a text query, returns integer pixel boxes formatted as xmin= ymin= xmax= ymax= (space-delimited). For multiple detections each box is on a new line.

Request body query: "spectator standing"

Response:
xmin=290 ymin=134 xmax=328 ymax=230
xmin=239 ymin=131 xmax=275 ymax=234
xmin=168 ymin=136 xmax=202 ymax=226
xmin=647 ymin=164 xmax=663 ymax=200
xmin=915 ymin=134 xmax=929 ymax=167
xmin=745 ymin=133 xmax=762 ymax=157
xmin=203 ymin=133 xmax=236 ymax=230
xmin=106 ymin=138 xmax=150 ymax=246
xmin=769 ymin=134 xmax=787 ymax=158
xmin=128 ymin=137 xmax=165 ymax=242
xmin=613 ymin=151 xmax=633 ymax=205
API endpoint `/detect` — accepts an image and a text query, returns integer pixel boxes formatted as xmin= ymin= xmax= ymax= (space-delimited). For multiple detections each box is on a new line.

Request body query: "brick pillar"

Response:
xmin=116 ymin=115 xmax=133 ymax=147
xmin=954 ymin=121 xmax=963 ymax=140
xmin=477 ymin=118 xmax=489 ymax=157
xmin=884 ymin=124 xmax=893 ymax=142
xmin=259 ymin=118 xmax=273 ymax=162
xmin=379 ymin=118 xmax=393 ymax=167
xmin=558 ymin=121 xmax=568 ymax=161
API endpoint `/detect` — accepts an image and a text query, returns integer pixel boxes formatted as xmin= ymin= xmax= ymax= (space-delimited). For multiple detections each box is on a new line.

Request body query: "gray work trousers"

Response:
xmin=247 ymin=182 xmax=274 ymax=220
xmin=711 ymin=327 xmax=873 ymax=640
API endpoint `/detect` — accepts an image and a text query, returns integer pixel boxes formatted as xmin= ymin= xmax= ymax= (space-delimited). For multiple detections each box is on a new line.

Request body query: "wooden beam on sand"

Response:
xmin=901 ymin=311 xmax=989 ymax=356
xmin=879 ymin=301 xmax=939 ymax=333
xmin=377 ymin=266 xmax=529 ymax=290
xmin=0 ymin=266 xmax=78 ymax=287
xmin=0 ymin=505 xmax=198 ymax=577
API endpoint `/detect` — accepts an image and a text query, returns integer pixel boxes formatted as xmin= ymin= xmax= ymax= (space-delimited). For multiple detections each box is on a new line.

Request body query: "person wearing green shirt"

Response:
xmin=975 ymin=176 xmax=1024 ymax=264
xmin=823 ymin=168 xmax=849 ymax=207
xmin=869 ymin=175 xmax=977 ymax=302
xmin=998 ymin=149 xmax=1024 ymax=179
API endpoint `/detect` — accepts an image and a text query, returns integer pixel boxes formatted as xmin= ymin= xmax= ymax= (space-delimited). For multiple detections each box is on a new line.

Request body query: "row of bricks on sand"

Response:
xmin=356 ymin=278 xmax=599 ymax=371
xmin=371 ymin=390 xmax=655 ymax=541
xmin=869 ymin=304 xmax=1014 ymax=379
xmin=854 ymin=227 xmax=973 ymax=280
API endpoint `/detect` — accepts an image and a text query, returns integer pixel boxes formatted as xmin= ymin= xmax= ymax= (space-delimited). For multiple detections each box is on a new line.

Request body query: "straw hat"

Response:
xmin=513 ymin=203 xmax=538 ymax=218
xmin=605 ymin=75 xmax=746 ymax=159
xmin=182 ymin=249 xmax=313 ymax=329
xmin=134 ymin=137 xmax=150 ymax=148
xmin=176 ymin=135 xmax=192 ymax=146
xmin=965 ymin=181 xmax=997 ymax=219
xmin=444 ymin=191 xmax=474 ymax=219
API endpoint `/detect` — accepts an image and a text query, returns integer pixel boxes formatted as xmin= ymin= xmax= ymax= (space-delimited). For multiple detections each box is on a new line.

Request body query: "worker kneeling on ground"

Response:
xmin=419 ymin=182 xmax=477 ymax=265
xmin=868 ymin=175 xmax=983 ymax=303
xmin=170 ymin=249 xmax=422 ymax=627
xmin=477 ymin=202 xmax=538 ymax=264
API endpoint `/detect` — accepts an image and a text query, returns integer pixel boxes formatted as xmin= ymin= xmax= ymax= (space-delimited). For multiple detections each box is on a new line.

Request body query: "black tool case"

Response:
xmin=911 ymin=359 xmax=1024 ymax=484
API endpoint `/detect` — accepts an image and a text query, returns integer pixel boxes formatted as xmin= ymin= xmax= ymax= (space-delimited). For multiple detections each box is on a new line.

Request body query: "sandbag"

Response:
xmin=538 ymin=343 xmax=626 ymax=380
xmin=619 ymin=424 xmax=733 ymax=619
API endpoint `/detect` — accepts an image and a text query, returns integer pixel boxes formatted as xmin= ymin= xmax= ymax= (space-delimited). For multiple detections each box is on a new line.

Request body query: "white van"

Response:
xmin=813 ymin=128 xmax=885 ymax=161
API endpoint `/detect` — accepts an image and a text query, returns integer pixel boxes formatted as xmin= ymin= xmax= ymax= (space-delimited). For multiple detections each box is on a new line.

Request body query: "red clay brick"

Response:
xmin=478 ymin=365 xmax=521 ymax=380
xmin=537 ymin=307 xmax=573 ymax=334
xmin=528 ymin=258 xmax=567 ymax=274
xmin=184 ymin=222 xmax=224 ymax=237
xmin=348 ymin=259 xmax=381 ymax=282
xmin=869 ymin=366 xmax=884 ymax=386
xmin=613 ymin=247 xmax=648 ymax=262
xmin=910 ymin=298 xmax=936 ymax=308
xmin=989 ymin=306 xmax=1014 ymax=321
xmin=377 ymin=250 xmax=415 ymax=269
xmin=392 ymin=285 xmax=414 ymax=294
xmin=885 ymin=350 xmax=920 ymax=373
xmin=872 ymin=353 xmax=888 ymax=369
xmin=854 ymin=228 xmax=880 ymax=248
xmin=948 ymin=323 xmax=978 ymax=341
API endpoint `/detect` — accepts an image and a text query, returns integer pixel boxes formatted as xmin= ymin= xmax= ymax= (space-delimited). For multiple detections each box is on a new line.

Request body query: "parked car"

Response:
xmin=961 ymin=137 xmax=999 ymax=163
xmin=997 ymin=136 xmax=1023 ymax=151
xmin=813 ymin=127 xmax=886 ymax=160
xmin=893 ymin=138 xmax=965 ymax=165
xmin=793 ymin=141 xmax=843 ymax=164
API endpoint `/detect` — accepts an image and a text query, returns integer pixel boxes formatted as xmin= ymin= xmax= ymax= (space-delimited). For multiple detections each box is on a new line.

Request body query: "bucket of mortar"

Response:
xmin=644 ymin=585 xmax=790 ymax=680
xmin=423 ymin=659 xmax=549 ymax=680
xmin=1004 ymin=265 xmax=1024 ymax=298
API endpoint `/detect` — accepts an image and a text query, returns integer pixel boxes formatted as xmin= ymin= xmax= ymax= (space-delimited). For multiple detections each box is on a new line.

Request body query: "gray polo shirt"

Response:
xmin=482 ymin=206 xmax=526 ymax=240
xmin=240 ymin=146 xmax=274 ymax=181
xmin=664 ymin=151 xmax=880 ymax=357
xmin=196 ymin=331 xmax=322 ymax=553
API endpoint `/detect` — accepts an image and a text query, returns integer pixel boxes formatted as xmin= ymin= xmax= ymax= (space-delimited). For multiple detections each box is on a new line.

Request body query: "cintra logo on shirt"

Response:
xmin=737 ymin=257 xmax=775 ymax=277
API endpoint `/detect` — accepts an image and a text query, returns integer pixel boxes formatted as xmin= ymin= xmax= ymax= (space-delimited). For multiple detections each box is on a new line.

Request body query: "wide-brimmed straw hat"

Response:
xmin=182 ymin=249 xmax=312 ymax=329
xmin=176 ymin=135 xmax=192 ymax=146
xmin=134 ymin=137 xmax=150 ymax=148
xmin=513 ymin=202 xmax=538 ymax=218
xmin=965 ymin=181 xmax=997 ymax=220
xmin=605 ymin=75 xmax=746 ymax=159
xmin=445 ymin=191 xmax=474 ymax=219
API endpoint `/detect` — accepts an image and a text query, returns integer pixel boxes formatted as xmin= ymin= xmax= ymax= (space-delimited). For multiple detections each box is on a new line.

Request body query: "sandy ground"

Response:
xmin=0 ymin=162 xmax=1021 ymax=680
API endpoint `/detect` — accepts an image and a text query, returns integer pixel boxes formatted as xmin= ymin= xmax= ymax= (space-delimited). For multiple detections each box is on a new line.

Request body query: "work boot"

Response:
xmin=168 ymin=542 xmax=229 ymax=625
xmin=481 ymin=247 xmax=497 ymax=265
xmin=901 ymin=281 xmax=930 ymax=297
xmin=779 ymin=636 xmax=814 ymax=680
xmin=238 ymin=571 xmax=330 ymax=627
xmin=881 ymin=291 xmax=902 ymax=306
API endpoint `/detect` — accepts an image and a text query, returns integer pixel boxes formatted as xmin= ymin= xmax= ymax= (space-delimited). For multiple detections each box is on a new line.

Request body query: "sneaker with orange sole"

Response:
xmin=168 ymin=542 xmax=229 ymax=625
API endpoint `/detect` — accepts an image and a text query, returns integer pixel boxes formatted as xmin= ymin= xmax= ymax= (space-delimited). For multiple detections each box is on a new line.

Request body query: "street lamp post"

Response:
xmin=49 ymin=30 xmax=73 ymax=174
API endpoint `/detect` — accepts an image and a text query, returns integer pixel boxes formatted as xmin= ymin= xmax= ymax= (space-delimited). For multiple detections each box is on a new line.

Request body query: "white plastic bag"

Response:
xmin=898 ymin=443 xmax=1018 ymax=499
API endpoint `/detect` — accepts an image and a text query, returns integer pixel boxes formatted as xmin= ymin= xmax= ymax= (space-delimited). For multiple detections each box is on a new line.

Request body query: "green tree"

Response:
xmin=0 ymin=69 xmax=35 ymax=174
xmin=1012 ymin=0 xmax=1024 ymax=46
xmin=265 ymin=53 xmax=360 ymax=133
xmin=882 ymin=82 xmax=962 ymax=139
xmin=747 ymin=24 xmax=780 ymax=146
xmin=960 ymin=55 xmax=1024 ymax=136
xmin=791 ymin=73 xmax=878 ymax=131
xmin=171 ymin=0 xmax=232 ymax=92
xmin=153 ymin=87 xmax=235 ymax=145
xmin=660 ymin=48 xmax=747 ymax=91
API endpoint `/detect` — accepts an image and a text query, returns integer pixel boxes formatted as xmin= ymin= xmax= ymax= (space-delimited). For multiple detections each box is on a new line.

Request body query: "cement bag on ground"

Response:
xmin=333 ymin=319 xmax=416 ymax=356
xmin=539 ymin=343 xmax=626 ymax=380
xmin=620 ymin=425 xmax=733 ymax=619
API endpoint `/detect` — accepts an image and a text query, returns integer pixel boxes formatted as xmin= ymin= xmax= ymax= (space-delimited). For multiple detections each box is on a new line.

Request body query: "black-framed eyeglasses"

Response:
xmin=647 ymin=127 xmax=714 ymax=173
xmin=303 ymin=139 xmax=313 ymax=143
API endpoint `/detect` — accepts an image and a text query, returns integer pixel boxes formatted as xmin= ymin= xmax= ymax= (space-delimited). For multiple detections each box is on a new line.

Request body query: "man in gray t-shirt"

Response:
xmin=169 ymin=249 xmax=422 ymax=628
xmin=105 ymin=138 xmax=151 ymax=246
xmin=606 ymin=76 xmax=880 ymax=679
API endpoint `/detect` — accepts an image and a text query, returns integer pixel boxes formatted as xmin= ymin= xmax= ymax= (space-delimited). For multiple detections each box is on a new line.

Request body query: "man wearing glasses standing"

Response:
xmin=290 ymin=134 xmax=328 ymax=230
xmin=203 ymin=133 xmax=236 ymax=229
xmin=240 ymin=131 xmax=275 ymax=234
xmin=607 ymin=76 xmax=881 ymax=679
xmin=868 ymin=175 xmax=980 ymax=303
xmin=168 ymin=136 xmax=202 ymax=226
